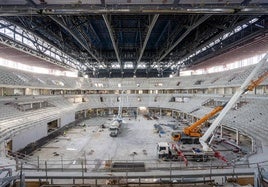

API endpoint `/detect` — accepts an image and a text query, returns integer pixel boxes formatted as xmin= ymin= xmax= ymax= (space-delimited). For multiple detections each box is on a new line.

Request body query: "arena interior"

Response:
xmin=0 ymin=1 xmax=268 ymax=187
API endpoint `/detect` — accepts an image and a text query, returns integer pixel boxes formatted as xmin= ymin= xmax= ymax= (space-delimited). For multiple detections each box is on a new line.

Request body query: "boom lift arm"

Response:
xmin=183 ymin=104 xmax=226 ymax=137
xmin=199 ymin=53 xmax=268 ymax=152
xmin=172 ymin=103 xmax=227 ymax=143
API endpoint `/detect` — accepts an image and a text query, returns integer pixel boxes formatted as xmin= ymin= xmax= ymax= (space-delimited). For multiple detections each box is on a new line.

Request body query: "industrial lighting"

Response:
xmin=66 ymin=148 xmax=77 ymax=151
xmin=139 ymin=106 xmax=147 ymax=110
xmin=241 ymin=8 xmax=268 ymax=13
xmin=186 ymin=8 xmax=235 ymax=13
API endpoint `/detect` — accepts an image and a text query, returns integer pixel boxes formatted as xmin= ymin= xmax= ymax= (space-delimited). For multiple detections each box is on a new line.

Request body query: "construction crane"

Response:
xmin=172 ymin=105 xmax=225 ymax=144
xmin=172 ymin=56 xmax=268 ymax=145
xmin=109 ymin=90 xmax=124 ymax=137
xmin=200 ymin=53 xmax=268 ymax=152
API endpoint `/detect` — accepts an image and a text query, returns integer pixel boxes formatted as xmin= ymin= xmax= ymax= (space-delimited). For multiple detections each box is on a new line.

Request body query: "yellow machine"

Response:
xmin=183 ymin=105 xmax=224 ymax=137
xmin=245 ymin=71 xmax=268 ymax=92
xmin=172 ymin=105 xmax=224 ymax=144
xmin=172 ymin=71 xmax=268 ymax=144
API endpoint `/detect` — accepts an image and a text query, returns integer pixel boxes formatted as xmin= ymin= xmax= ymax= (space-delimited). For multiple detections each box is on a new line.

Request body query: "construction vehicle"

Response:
xmin=157 ymin=142 xmax=178 ymax=160
xmin=157 ymin=142 xmax=215 ymax=163
xmin=200 ymin=54 xmax=268 ymax=152
xmin=109 ymin=119 xmax=121 ymax=137
xmin=157 ymin=59 xmax=268 ymax=162
xmin=172 ymin=62 xmax=268 ymax=145
xmin=172 ymin=104 xmax=225 ymax=144
xmin=109 ymin=91 xmax=124 ymax=137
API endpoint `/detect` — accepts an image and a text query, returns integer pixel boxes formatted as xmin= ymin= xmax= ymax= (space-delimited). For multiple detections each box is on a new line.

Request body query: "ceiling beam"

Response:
xmin=102 ymin=14 xmax=123 ymax=74
xmin=181 ymin=16 xmax=262 ymax=68
xmin=154 ymin=20 xmax=170 ymax=48
xmin=2 ymin=17 xmax=83 ymax=68
xmin=48 ymin=15 xmax=103 ymax=68
xmin=134 ymin=14 xmax=159 ymax=74
xmin=0 ymin=32 xmax=77 ymax=71
xmin=0 ymin=5 xmax=268 ymax=16
xmin=154 ymin=15 xmax=211 ymax=68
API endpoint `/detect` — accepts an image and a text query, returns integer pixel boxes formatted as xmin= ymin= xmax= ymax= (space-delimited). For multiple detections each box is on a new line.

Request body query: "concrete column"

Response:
xmin=251 ymin=137 xmax=254 ymax=153
xmin=236 ymin=129 xmax=239 ymax=146
xmin=84 ymin=110 xmax=87 ymax=118
xmin=0 ymin=142 xmax=5 ymax=158
xmin=159 ymin=108 xmax=162 ymax=117
xmin=109 ymin=108 xmax=113 ymax=115
xmin=220 ymin=125 xmax=223 ymax=139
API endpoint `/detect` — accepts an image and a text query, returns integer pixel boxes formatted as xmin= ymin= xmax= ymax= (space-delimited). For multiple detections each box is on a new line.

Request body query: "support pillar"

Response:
xmin=236 ymin=129 xmax=239 ymax=146
xmin=109 ymin=108 xmax=113 ymax=115
xmin=84 ymin=110 xmax=87 ymax=118
xmin=0 ymin=142 xmax=5 ymax=158
xmin=251 ymin=137 xmax=254 ymax=153
xmin=220 ymin=125 xmax=223 ymax=139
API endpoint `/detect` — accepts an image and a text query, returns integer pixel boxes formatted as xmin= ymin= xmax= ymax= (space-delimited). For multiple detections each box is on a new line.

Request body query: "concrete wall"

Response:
xmin=10 ymin=111 xmax=75 ymax=152
xmin=60 ymin=112 xmax=75 ymax=127
xmin=11 ymin=111 xmax=75 ymax=152
xmin=12 ymin=121 xmax=47 ymax=152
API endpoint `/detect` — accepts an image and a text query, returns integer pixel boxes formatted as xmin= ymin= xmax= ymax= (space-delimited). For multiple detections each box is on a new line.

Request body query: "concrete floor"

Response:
xmin=26 ymin=115 xmax=246 ymax=171
xmin=29 ymin=115 xmax=173 ymax=167
xmin=19 ymin=115 xmax=257 ymax=187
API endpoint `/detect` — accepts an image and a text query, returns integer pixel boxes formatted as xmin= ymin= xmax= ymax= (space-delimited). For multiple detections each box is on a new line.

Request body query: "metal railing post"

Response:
xmin=45 ymin=161 xmax=48 ymax=182
xmin=61 ymin=156 xmax=63 ymax=172
xmin=81 ymin=160 xmax=84 ymax=184
xmin=84 ymin=154 xmax=87 ymax=172
xmin=170 ymin=162 xmax=172 ymax=184
xmin=37 ymin=156 xmax=40 ymax=171
xmin=20 ymin=162 xmax=25 ymax=187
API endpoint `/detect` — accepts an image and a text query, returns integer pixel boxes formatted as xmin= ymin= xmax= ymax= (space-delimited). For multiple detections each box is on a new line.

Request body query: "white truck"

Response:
xmin=109 ymin=120 xmax=121 ymax=137
xmin=157 ymin=142 xmax=215 ymax=163
xmin=157 ymin=142 xmax=178 ymax=160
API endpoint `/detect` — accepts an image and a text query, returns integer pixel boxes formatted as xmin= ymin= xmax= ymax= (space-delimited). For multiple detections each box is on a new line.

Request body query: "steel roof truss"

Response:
xmin=134 ymin=14 xmax=159 ymax=74
xmin=102 ymin=14 xmax=123 ymax=74
xmin=49 ymin=15 xmax=104 ymax=69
